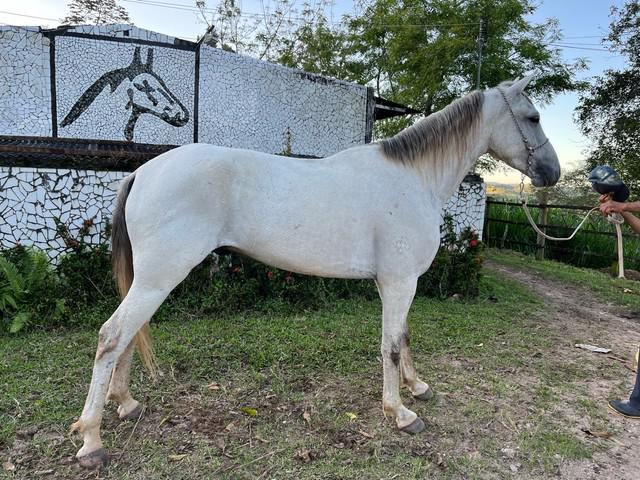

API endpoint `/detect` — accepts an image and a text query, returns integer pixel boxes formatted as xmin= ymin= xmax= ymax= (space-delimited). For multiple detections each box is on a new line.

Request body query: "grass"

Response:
xmin=0 ymin=269 xmax=610 ymax=479
xmin=487 ymin=248 xmax=640 ymax=311
xmin=484 ymin=201 xmax=640 ymax=270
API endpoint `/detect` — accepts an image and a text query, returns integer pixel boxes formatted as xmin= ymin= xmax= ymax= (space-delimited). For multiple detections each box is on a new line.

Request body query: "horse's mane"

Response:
xmin=379 ymin=90 xmax=484 ymax=168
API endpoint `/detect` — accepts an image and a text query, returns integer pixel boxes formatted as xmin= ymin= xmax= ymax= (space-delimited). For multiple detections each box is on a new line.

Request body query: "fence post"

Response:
xmin=482 ymin=199 xmax=491 ymax=243
xmin=535 ymin=190 xmax=549 ymax=261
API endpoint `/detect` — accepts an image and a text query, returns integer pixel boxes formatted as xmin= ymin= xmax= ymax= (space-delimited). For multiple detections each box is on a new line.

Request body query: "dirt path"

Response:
xmin=486 ymin=260 xmax=640 ymax=480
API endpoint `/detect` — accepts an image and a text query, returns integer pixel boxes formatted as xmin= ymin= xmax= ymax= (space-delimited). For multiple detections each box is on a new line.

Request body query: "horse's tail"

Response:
xmin=111 ymin=173 xmax=158 ymax=380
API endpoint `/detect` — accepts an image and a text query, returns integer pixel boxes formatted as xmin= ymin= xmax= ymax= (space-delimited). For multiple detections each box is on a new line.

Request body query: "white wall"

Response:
xmin=0 ymin=24 xmax=487 ymax=258
xmin=0 ymin=26 xmax=51 ymax=136
xmin=198 ymin=47 xmax=369 ymax=157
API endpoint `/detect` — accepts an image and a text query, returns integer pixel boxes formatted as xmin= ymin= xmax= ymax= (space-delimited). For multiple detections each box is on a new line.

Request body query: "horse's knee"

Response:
xmin=96 ymin=321 xmax=121 ymax=361
xmin=381 ymin=341 xmax=402 ymax=367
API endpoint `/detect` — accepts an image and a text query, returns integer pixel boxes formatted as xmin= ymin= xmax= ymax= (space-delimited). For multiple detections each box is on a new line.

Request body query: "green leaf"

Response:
xmin=240 ymin=407 xmax=258 ymax=417
xmin=9 ymin=312 xmax=30 ymax=333
xmin=5 ymin=294 xmax=17 ymax=310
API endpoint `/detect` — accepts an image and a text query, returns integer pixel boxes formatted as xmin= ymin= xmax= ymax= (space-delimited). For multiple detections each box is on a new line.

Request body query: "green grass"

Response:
xmin=485 ymin=201 xmax=640 ymax=270
xmin=487 ymin=248 xmax=640 ymax=311
xmin=0 ymin=270 xmax=606 ymax=479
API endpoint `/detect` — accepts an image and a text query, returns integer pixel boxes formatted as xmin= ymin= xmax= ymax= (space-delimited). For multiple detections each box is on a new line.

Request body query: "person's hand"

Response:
xmin=599 ymin=194 xmax=612 ymax=203
xmin=600 ymin=199 xmax=626 ymax=215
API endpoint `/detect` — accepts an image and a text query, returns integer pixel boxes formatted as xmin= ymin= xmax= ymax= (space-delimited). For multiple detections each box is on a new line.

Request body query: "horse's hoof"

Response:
xmin=119 ymin=403 xmax=143 ymax=421
xmin=400 ymin=417 xmax=425 ymax=434
xmin=77 ymin=448 xmax=109 ymax=469
xmin=413 ymin=387 xmax=434 ymax=401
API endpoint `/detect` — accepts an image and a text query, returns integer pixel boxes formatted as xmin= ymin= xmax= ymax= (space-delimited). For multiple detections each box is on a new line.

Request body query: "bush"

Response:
xmin=418 ymin=216 xmax=483 ymax=298
xmin=57 ymin=242 xmax=117 ymax=309
xmin=0 ymin=246 xmax=65 ymax=333
xmin=165 ymin=252 xmax=378 ymax=317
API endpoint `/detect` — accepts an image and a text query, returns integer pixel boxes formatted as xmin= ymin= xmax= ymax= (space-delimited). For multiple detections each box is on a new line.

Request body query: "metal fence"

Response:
xmin=483 ymin=199 xmax=640 ymax=269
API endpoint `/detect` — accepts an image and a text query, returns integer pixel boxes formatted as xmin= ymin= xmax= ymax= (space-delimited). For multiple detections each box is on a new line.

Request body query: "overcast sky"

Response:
xmin=0 ymin=0 xmax=629 ymax=184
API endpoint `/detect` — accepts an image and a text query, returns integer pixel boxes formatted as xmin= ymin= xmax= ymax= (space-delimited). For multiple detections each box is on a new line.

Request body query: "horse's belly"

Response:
xmin=227 ymin=226 xmax=377 ymax=279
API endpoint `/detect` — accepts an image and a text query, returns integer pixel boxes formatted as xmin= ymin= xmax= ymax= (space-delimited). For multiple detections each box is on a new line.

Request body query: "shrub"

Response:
xmin=57 ymin=242 xmax=116 ymax=309
xmin=418 ymin=216 xmax=483 ymax=298
xmin=165 ymin=252 xmax=377 ymax=318
xmin=0 ymin=246 xmax=65 ymax=333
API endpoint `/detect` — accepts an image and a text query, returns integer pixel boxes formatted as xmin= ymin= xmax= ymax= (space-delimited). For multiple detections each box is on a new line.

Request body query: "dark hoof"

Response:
xmin=413 ymin=387 xmax=434 ymax=401
xmin=400 ymin=417 xmax=425 ymax=434
xmin=77 ymin=448 xmax=109 ymax=469
xmin=120 ymin=403 xmax=144 ymax=421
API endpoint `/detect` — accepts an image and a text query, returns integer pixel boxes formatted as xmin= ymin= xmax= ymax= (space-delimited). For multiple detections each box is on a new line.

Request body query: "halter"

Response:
xmin=496 ymin=87 xmax=624 ymax=278
xmin=496 ymin=87 xmax=550 ymax=186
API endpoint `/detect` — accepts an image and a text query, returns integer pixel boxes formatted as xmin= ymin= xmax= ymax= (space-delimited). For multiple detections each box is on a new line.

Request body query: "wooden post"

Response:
xmin=482 ymin=199 xmax=491 ymax=243
xmin=535 ymin=190 xmax=549 ymax=261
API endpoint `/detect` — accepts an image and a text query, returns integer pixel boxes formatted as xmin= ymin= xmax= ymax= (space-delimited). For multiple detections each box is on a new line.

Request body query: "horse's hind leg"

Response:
xmin=106 ymin=337 xmax=142 ymax=420
xmin=71 ymin=283 xmax=171 ymax=468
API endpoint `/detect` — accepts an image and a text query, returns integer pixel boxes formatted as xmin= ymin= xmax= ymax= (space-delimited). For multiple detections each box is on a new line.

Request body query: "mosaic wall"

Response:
xmin=55 ymin=36 xmax=195 ymax=144
xmin=0 ymin=167 xmax=126 ymax=257
xmin=0 ymin=26 xmax=51 ymax=136
xmin=443 ymin=176 xmax=487 ymax=237
xmin=198 ymin=47 xmax=368 ymax=157
xmin=0 ymin=24 xmax=370 ymax=152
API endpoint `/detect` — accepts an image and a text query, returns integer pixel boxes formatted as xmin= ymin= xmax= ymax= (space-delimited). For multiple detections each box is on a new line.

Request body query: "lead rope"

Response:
xmin=518 ymin=174 xmax=626 ymax=278
xmin=498 ymin=87 xmax=625 ymax=277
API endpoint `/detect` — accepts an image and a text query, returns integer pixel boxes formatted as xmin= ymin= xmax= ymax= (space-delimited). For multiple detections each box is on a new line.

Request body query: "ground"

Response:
xmin=2 ymin=249 xmax=640 ymax=479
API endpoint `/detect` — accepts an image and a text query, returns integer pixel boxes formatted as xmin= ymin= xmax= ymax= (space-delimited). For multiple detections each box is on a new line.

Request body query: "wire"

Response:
xmin=0 ymin=10 xmax=59 ymax=22
xmin=547 ymin=43 xmax=613 ymax=52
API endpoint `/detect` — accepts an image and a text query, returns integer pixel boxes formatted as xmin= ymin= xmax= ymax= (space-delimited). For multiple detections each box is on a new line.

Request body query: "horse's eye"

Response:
xmin=529 ymin=116 xmax=540 ymax=124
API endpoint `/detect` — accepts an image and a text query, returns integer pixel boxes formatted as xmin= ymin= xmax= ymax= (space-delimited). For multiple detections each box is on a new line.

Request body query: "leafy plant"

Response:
xmin=418 ymin=215 xmax=484 ymax=298
xmin=0 ymin=247 xmax=65 ymax=333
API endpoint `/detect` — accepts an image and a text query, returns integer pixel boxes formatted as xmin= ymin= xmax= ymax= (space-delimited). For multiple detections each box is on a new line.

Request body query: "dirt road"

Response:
xmin=487 ymin=260 xmax=640 ymax=479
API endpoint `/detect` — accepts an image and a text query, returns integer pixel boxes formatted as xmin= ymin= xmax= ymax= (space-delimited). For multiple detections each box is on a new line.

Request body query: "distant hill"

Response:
xmin=486 ymin=182 xmax=532 ymax=199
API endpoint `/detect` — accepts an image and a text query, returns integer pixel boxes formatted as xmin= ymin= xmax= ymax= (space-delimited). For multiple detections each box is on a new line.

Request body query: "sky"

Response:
xmin=0 ymin=0 xmax=630 ymax=184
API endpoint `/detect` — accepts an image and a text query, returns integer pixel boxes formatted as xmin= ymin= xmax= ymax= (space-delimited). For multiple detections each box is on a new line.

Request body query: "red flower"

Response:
xmin=267 ymin=271 xmax=274 ymax=280
xmin=469 ymin=239 xmax=478 ymax=248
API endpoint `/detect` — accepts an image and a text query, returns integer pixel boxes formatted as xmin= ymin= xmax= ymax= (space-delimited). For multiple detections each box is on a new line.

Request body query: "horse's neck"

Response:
xmin=419 ymin=128 xmax=488 ymax=203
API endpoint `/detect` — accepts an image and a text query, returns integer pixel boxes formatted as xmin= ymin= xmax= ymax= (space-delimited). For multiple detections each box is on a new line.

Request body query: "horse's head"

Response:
xmin=126 ymin=72 xmax=190 ymax=127
xmin=486 ymin=77 xmax=560 ymax=187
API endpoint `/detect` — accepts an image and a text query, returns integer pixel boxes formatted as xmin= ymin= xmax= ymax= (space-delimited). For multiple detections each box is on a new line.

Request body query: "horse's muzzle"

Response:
xmin=531 ymin=164 xmax=560 ymax=187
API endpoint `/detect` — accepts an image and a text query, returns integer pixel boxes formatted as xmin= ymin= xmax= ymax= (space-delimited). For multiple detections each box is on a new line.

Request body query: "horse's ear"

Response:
xmin=509 ymin=75 xmax=534 ymax=94
xmin=145 ymin=48 xmax=154 ymax=71
xmin=131 ymin=47 xmax=142 ymax=68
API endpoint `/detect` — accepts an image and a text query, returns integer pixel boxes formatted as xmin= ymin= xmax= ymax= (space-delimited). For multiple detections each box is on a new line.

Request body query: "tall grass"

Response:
xmin=484 ymin=200 xmax=640 ymax=270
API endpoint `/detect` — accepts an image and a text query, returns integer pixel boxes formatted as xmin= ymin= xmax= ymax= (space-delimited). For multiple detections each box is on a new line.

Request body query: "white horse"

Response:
xmin=71 ymin=77 xmax=559 ymax=468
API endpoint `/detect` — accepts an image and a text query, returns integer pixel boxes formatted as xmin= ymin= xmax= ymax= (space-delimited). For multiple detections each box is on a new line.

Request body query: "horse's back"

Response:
xmin=126 ymin=142 xmax=442 ymax=280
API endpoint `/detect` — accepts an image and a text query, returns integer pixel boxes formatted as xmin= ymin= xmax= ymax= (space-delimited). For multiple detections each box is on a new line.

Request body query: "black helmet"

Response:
xmin=588 ymin=165 xmax=629 ymax=202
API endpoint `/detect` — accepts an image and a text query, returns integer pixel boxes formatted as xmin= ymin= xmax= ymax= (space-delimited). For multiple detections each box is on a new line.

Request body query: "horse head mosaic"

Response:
xmin=61 ymin=46 xmax=190 ymax=142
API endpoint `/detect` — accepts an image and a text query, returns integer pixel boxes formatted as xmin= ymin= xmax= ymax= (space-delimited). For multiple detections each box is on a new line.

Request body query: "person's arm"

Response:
xmin=598 ymin=197 xmax=640 ymax=234
xmin=621 ymin=211 xmax=640 ymax=235
xmin=600 ymin=199 xmax=640 ymax=214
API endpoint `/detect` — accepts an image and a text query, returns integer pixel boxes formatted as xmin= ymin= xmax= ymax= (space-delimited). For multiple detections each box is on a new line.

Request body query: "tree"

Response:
xmin=345 ymin=0 xmax=585 ymax=138
xmin=576 ymin=1 xmax=640 ymax=193
xmin=62 ymin=0 xmax=131 ymax=25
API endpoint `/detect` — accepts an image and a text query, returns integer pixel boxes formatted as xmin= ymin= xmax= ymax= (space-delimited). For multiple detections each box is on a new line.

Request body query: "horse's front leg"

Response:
xmin=377 ymin=276 xmax=425 ymax=434
xmin=400 ymin=335 xmax=433 ymax=401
